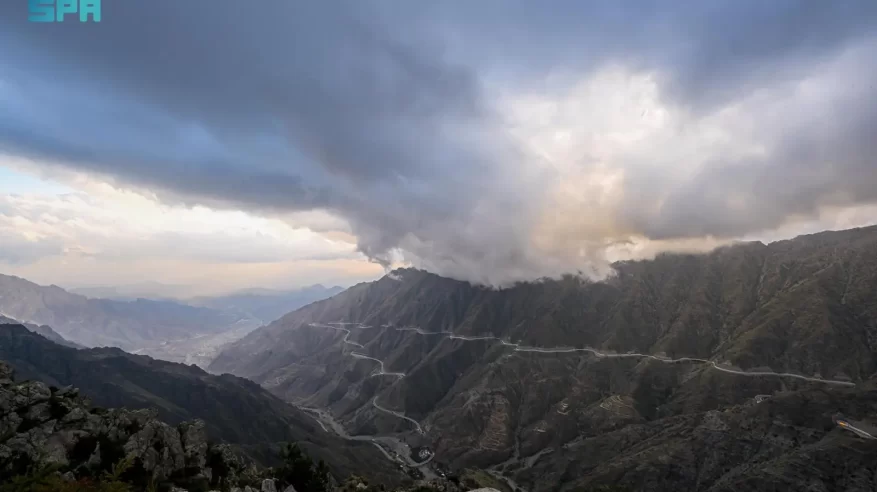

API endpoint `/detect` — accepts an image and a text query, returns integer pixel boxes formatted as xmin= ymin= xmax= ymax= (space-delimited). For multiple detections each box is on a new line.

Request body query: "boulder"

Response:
xmin=0 ymin=362 xmax=13 ymax=384
xmin=180 ymin=420 xmax=209 ymax=469
xmin=261 ymin=478 xmax=277 ymax=492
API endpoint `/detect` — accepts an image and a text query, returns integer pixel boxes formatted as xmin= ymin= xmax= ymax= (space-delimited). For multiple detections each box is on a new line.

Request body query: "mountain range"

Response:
xmin=0 ymin=273 xmax=253 ymax=350
xmin=2 ymin=226 xmax=876 ymax=490
xmin=189 ymin=285 xmax=346 ymax=325
xmin=0 ymin=275 xmax=344 ymax=368
xmin=210 ymin=226 xmax=877 ymax=491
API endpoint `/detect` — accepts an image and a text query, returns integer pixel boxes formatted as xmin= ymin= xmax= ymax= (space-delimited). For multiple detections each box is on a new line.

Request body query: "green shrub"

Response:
xmin=275 ymin=443 xmax=330 ymax=492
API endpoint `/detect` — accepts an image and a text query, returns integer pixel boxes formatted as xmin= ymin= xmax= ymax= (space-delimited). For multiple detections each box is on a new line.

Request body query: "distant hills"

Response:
xmin=69 ymin=283 xmax=347 ymax=324
xmin=0 ymin=273 xmax=250 ymax=349
xmin=212 ymin=225 xmax=877 ymax=491
xmin=0 ymin=274 xmax=345 ymax=367
xmin=69 ymin=281 xmax=193 ymax=301
xmin=189 ymin=284 xmax=346 ymax=324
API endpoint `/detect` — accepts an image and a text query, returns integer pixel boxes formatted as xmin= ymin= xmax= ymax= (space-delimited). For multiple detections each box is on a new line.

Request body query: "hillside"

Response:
xmin=211 ymin=226 xmax=877 ymax=491
xmin=0 ymin=324 xmax=403 ymax=484
xmin=0 ymin=273 xmax=256 ymax=350
xmin=0 ymin=313 xmax=81 ymax=348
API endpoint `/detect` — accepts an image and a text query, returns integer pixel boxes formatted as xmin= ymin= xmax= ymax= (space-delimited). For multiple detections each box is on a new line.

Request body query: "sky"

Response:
xmin=1 ymin=1 xmax=876 ymax=296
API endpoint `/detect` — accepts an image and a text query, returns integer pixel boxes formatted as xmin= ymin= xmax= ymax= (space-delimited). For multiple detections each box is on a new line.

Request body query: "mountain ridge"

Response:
xmin=211 ymin=225 xmax=877 ymax=491
xmin=189 ymin=284 xmax=347 ymax=324
xmin=0 ymin=313 xmax=82 ymax=348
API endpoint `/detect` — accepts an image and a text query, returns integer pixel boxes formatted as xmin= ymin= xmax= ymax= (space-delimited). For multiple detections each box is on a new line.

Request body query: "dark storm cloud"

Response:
xmin=0 ymin=1 xmax=875 ymax=283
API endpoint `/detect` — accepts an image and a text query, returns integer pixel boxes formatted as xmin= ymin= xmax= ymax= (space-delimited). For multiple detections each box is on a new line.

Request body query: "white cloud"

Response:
xmin=0 ymin=168 xmax=379 ymax=294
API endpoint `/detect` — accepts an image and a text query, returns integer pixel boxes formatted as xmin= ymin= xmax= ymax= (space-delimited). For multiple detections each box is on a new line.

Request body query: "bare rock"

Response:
xmin=261 ymin=478 xmax=277 ymax=492
xmin=124 ymin=419 xmax=186 ymax=481
xmin=179 ymin=420 xmax=209 ymax=469
xmin=0 ymin=362 xmax=13 ymax=385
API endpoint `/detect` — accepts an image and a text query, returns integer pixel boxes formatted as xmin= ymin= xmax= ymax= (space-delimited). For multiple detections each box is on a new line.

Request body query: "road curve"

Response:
xmin=298 ymin=407 xmax=423 ymax=465
xmin=308 ymin=323 xmax=365 ymax=348
xmin=372 ymin=396 xmax=424 ymax=434
xmin=351 ymin=352 xmax=406 ymax=378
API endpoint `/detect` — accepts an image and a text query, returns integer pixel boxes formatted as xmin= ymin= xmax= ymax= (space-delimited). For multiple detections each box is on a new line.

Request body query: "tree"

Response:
xmin=276 ymin=443 xmax=330 ymax=492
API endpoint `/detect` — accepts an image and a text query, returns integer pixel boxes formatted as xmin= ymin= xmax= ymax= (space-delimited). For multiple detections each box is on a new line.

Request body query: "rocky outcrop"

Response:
xmin=0 ymin=361 xmax=249 ymax=489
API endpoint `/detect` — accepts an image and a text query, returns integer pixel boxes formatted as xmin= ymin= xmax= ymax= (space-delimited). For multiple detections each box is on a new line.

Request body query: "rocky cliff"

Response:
xmin=0 ymin=360 xmax=254 ymax=490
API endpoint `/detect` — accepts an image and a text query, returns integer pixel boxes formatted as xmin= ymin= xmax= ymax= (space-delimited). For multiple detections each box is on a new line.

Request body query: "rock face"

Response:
xmin=211 ymin=226 xmax=877 ymax=491
xmin=0 ymin=361 xmax=247 ymax=489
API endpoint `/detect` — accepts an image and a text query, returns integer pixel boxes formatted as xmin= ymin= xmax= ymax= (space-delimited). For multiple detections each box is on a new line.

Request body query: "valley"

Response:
xmin=0 ymin=275 xmax=344 ymax=369
xmin=299 ymin=405 xmax=439 ymax=479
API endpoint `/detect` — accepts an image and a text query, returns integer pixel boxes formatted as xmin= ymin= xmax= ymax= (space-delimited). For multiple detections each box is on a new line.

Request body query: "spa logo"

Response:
xmin=29 ymin=0 xmax=101 ymax=22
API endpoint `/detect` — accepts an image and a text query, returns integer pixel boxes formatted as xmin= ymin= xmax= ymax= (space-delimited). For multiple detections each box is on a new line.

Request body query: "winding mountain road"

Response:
xmin=299 ymin=406 xmax=434 ymax=474
xmin=371 ymin=396 xmax=424 ymax=434
xmin=309 ymin=322 xmax=365 ymax=348
xmin=351 ymin=352 xmax=406 ymax=378
xmin=305 ymin=321 xmax=856 ymax=434
xmin=410 ymin=326 xmax=854 ymax=387
xmin=300 ymin=320 xmax=858 ymax=491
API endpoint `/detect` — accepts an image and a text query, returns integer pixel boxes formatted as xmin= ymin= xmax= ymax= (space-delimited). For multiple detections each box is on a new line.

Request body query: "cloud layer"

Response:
xmin=1 ymin=1 xmax=876 ymax=285
xmin=0 ymin=177 xmax=377 ymax=294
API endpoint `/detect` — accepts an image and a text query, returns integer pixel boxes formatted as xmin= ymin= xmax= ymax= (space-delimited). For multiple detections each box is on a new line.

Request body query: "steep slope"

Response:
xmin=190 ymin=284 xmax=346 ymax=324
xmin=0 ymin=324 xmax=403 ymax=484
xmin=0 ymin=273 xmax=255 ymax=350
xmin=0 ymin=313 xmax=82 ymax=348
xmin=211 ymin=226 xmax=877 ymax=490
xmin=517 ymin=380 xmax=877 ymax=491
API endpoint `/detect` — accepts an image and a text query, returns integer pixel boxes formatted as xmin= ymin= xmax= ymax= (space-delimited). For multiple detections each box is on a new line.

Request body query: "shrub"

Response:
xmin=275 ymin=443 xmax=330 ymax=492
